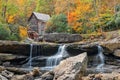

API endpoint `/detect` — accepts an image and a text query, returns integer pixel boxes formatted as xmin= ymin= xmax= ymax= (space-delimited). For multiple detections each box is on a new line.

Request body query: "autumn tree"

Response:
xmin=55 ymin=0 xmax=79 ymax=16
xmin=35 ymin=0 xmax=55 ymax=15
xmin=67 ymin=0 xmax=93 ymax=33
xmin=16 ymin=0 xmax=36 ymax=26
xmin=0 ymin=0 xmax=18 ymax=23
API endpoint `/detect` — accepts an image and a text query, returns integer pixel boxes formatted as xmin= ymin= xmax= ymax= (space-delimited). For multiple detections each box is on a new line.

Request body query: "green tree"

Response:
xmin=46 ymin=14 xmax=70 ymax=33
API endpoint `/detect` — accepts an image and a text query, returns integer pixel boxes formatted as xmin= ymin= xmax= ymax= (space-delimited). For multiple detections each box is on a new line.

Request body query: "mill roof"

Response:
xmin=29 ymin=12 xmax=50 ymax=22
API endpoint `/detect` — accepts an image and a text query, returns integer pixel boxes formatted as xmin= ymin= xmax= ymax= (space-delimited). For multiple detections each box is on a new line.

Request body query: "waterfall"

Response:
xmin=29 ymin=44 xmax=33 ymax=68
xmin=96 ymin=45 xmax=105 ymax=70
xmin=43 ymin=44 xmax=68 ymax=70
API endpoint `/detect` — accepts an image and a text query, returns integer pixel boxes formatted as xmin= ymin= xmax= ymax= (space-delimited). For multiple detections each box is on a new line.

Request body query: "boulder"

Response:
xmin=43 ymin=33 xmax=82 ymax=43
xmin=1 ymin=70 xmax=14 ymax=79
xmin=53 ymin=52 xmax=87 ymax=80
xmin=30 ymin=67 xmax=42 ymax=77
xmin=100 ymin=37 xmax=120 ymax=55
xmin=0 ymin=74 xmax=8 ymax=80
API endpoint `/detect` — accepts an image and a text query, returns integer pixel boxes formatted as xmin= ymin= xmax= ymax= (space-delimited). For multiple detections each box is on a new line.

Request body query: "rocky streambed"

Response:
xmin=0 ymin=52 xmax=87 ymax=80
xmin=0 ymin=40 xmax=120 ymax=80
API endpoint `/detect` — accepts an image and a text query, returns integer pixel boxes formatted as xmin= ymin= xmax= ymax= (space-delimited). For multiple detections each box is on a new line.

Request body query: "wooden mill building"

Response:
xmin=28 ymin=12 xmax=50 ymax=39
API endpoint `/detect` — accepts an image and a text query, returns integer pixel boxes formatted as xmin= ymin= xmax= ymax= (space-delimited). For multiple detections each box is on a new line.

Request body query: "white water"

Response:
xmin=43 ymin=45 xmax=67 ymax=70
xmin=96 ymin=45 xmax=105 ymax=70
xmin=29 ymin=44 xmax=33 ymax=68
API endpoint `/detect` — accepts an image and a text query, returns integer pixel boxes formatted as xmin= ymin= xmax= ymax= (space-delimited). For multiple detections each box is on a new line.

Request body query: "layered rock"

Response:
xmin=53 ymin=52 xmax=87 ymax=80
xmin=0 ymin=40 xmax=59 ymax=56
xmin=0 ymin=40 xmax=59 ymax=66
xmin=100 ymin=37 xmax=120 ymax=58
xmin=82 ymin=72 xmax=120 ymax=80
xmin=0 ymin=53 xmax=27 ymax=61
xmin=66 ymin=43 xmax=98 ymax=56
xmin=43 ymin=33 xmax=82 ymax=43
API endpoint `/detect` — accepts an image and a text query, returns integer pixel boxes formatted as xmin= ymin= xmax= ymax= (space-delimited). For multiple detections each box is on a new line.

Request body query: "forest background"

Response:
xmin=0 ymin=0 xmax=120 ymax=41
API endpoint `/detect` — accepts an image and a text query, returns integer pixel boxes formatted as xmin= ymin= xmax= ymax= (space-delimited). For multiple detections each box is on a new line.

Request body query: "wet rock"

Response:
xmin=0 ymin=74 xmax=8 ymax=80
xmin=53 ymin=52 xmax=87 ymax=80
xmin=67 ymin=43 xmax=98 ymax=56
xmin=39 ymin=43 xmax=59 ymax=56
xmin=43 ymin=33 xmax=82 ymax=43
xmin=36 ymin=71 xmax=54 ymax=80
xmin=2 ymin=62 xmax=10 ymax=67
xmin=1 ymin=70 xmax=14 ymax=79
xmin=30 ymin=67 xmax=42 ymax=77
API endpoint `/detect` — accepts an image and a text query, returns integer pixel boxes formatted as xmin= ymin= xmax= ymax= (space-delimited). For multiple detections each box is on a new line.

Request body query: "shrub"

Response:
xmin=103 ymin=11 xmax=120 ymax=31
xmin=9 ymin=33 xmax=20 ymax=41
xmin=115 ymin=17 xmax=120 ymax=27
xmin=46 ymin=14 xmax=71 ymax=33
xmin=0 ymin=23 xmax=11 ymax=40
xmin=115 ymin=4 xmax=120 ymax=12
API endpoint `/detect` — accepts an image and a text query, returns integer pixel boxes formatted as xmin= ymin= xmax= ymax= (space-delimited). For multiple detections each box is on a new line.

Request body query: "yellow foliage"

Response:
xmin=17 ymin=0 xmax=24 ymax=6
xmin=19 ymin=26 xmax=28 ymax=40
xmin=67 ymin=0 xmax=92 ymax=33
xmin=7 ymin=15 xmax=15 ymax=23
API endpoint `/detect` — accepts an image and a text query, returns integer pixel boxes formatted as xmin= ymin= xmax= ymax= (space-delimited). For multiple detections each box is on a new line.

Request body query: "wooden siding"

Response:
xmin=38 ymin=21 xmax=45 ymax=35
xmin=29 ymin=15 xmax=38 ymax=33
xmin=28 ymin=13 xmax=48 ymax=36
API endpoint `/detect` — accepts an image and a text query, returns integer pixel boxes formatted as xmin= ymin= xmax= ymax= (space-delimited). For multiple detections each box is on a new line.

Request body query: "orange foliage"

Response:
xmin=67 ymin=0 xmax=92 ymax=33
xmin=17 ymin=0 xmax=24 ymax=6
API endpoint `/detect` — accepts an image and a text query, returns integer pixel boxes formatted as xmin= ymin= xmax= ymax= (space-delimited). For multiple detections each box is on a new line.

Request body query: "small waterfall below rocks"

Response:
xmin=96 ymin=45 xmax=105 ymax=70
xmin=42 ymin=44 xmax=68 ymax=70
xmin=29 ymin=44 xmax=33 ymax=68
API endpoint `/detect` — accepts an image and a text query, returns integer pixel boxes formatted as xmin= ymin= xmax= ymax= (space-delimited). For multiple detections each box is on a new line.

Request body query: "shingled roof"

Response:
xmin=29 ymin=12 xmax=50 ymax=22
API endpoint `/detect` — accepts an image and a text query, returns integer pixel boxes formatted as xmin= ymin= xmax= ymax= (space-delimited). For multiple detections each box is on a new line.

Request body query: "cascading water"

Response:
xmin=96 ymin=45 xmax=105 ymax=70
xmin=29 ymin=44 xmax=33 ymax=68
xmin=43 ymin=44 xmax=68 ymax=70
